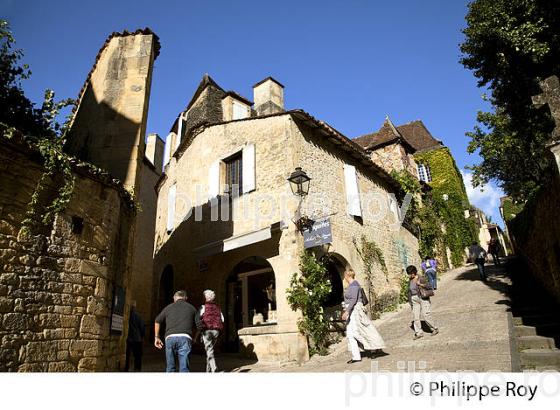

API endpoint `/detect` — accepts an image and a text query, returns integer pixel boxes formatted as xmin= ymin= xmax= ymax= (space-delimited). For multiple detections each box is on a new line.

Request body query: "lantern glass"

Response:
xmin=288 ymin=167 xmax=311 ymax=196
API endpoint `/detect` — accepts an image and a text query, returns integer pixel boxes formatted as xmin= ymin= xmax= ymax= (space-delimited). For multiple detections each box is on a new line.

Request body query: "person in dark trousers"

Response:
xmin=468 ymin=241 xmax=488 ymax=281
xmin=421 ymin=256 xmax=438 ymax=290
xmin=195 ymin=289 xmax=224 ymax=373
xmin=154 ymin=290 xmax=198 ymax=372
xmin=125 ymin=301 xmax=145 ymax=371
xmin=487 ymin=238 xmax=501 ymax=266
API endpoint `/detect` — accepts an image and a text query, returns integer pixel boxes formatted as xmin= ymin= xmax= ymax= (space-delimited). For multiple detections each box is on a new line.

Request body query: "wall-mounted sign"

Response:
xmin=303 ymin=218 xmax=332 ymax=249
xmin=110 ymin=286 xmax=125 ymax=335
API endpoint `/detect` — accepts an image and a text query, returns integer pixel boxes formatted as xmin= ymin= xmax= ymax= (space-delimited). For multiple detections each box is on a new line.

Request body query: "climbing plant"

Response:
xmin=415 ymin=147 xmax=478 ymax=266
xmin=353 ymin=235 xmax=388 ymax=317
xmin=1 ymin=20 xmax=77 ymax=234
xmin=286 ymin=250 xmax=332 ymax=356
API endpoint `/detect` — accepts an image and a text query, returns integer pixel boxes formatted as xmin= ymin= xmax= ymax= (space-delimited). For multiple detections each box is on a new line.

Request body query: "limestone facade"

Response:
xmin=153 ymin=78 xmax=420 ymax=363
xmin=0 ymin=136 xmax=135 ymax=371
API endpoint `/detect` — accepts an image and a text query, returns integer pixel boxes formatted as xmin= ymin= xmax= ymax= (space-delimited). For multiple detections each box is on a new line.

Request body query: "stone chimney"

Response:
xmin=145 ymin=133 xmax=164 ymax=173
xmin=253 ymin=77 xmax=284 ymax=115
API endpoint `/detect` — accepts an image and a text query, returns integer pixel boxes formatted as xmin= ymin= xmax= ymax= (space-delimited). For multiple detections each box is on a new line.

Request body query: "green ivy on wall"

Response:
xmin=501 ymin=197 xmax=525 ymax=222
xmin=414 ymin=147 xmax=478 ymax=267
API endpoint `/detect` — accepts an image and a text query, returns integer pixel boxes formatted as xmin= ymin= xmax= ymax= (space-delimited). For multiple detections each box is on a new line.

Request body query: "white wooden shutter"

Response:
xmin=208 ymin=160 xmax=220 ymax=200
xmin=233 ymin=101 xmax=248 ymax=120
xmin=242 ymin=143 xmax=256 ymax=194
xmin=166 ymin=184 xmax=177 ymax=232
xmin=163 ymin=133 xmax=172 ymax=167
xmin=343 ymin=164 xmax=362 ymax=217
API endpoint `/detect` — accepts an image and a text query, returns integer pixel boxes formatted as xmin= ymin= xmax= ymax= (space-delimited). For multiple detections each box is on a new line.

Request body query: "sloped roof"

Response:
xmin=184 ymin=73 xmax=225 ymax=111
xmin=354 ymin=117 xmax=416 ymax=152
xmin=355 ymin=118 xmax=443 ymax=153
xmin=396 ymin=120 xmax=443 ymax=152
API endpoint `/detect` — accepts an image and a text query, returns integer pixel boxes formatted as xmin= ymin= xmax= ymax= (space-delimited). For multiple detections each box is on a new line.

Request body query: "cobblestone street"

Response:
xmin=236 ymin=262 xmax=514 ymax=372
xmin=142 ymin=262 xmax=515 ymax=372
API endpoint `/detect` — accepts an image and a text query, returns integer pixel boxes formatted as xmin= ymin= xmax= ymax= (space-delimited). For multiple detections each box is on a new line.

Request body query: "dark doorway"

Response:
xmin=225 ymin=256 xmax=276 ymax=352
xmin=322 ymin=257 xmax=345 ymax=308
xmin=158 ymin=265 xmax=174 ymax=312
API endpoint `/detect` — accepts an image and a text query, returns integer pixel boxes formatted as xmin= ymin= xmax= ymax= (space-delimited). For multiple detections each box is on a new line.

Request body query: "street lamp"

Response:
xmin=287 ymin=167 xmax=311 ymax=197
xmin=287 ymin=167 xmax=313 ymax=232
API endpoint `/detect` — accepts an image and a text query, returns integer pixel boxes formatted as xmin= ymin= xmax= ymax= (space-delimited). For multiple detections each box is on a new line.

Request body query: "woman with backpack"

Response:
xmin=196 ymin=289 xmax=224 ymax=372
xmin=421 ymin=256 xmax=438 ymax=290
xmin=407 ymin=265 xmax=439 ymax=340
xmin=341 ymin=270 xmax=385 ymax=364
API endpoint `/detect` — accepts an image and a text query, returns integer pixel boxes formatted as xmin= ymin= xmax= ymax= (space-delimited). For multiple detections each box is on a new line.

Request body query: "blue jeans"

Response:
xmin=165 ymin=336 xmax=191 ymax=372
xmin=425 ymin=269 xmax=437 ymax=290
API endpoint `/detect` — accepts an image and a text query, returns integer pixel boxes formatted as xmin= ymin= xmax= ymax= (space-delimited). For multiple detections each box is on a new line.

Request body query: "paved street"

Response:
xmin=141 ymin=263 xmax=514 ymax=372
xmin=239 ymin=262 xmax=514 ymax=372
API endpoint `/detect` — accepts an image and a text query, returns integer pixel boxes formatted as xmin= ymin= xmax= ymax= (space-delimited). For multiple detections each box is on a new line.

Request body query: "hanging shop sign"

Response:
xmin=303 ymin=218 xmax=332 ymax=249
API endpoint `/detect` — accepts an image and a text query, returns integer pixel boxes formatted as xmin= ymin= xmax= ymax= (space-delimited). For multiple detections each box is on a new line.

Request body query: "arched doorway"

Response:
xmin=158 ymin=265 xmax=174 ymax=312
xmin=225 ymin=256 xmax=276 ymax=352
xmin=321 ymin=254 xmax=349 ymax=322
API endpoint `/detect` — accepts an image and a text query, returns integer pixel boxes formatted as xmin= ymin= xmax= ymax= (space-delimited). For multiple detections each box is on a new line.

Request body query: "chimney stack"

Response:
xmin=145 ymin=133 xmax=165 ymax=174
xmin=253 ymin=77 xmax=284 ymax=116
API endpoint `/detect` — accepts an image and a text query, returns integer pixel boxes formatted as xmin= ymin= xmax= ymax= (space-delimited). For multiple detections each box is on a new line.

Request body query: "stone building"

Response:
xmin=467 ymin=207 xmax=509 ymax=257
xmin=354 ymin=117 xmax=474 ymax=268
xmin=0 ymin=29 xmax=161 ymax=371
xmin=153 ymin=75 xmax=420 ymax=363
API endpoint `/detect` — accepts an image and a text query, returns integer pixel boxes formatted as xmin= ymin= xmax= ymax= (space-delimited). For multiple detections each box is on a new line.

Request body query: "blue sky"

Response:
xmin=2 ymin=0 xmax=504 ymax=226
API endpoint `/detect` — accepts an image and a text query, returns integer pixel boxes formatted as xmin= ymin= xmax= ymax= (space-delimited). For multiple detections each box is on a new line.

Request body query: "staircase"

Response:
xmin=508 ymin=258 xmax=560 ymax=371
xmin=512 ymin=309 xmax=560 ymax=371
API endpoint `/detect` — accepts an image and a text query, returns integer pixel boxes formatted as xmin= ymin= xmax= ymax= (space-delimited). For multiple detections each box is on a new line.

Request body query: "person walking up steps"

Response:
xmin=407 ymin=265 xmax=439 ymax=340
xmin=421 ymin=256 xmax=438 ymax=290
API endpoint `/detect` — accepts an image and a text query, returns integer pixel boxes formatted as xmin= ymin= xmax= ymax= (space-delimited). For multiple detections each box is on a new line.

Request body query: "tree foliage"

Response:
xmin=460 ymin=0 xmax=560 ymax=201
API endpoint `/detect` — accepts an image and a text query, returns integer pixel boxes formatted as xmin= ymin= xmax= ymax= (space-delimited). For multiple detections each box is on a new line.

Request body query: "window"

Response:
xmin=343 ymin=164 xmax=362 ymax=217
xmin=417 ymin=163 xmax=432 ymax=182
xmin=232 ymin=101 xmax=249 ymax=120
xmin=224 ymin=152 xmax=243 ymax=196
xmin=167 ymin=184 xmax=177 ymax=232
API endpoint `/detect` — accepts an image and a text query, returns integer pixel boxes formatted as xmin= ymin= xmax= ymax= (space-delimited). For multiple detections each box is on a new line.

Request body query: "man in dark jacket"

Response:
xmin=125 ymin=301 xmax=145 ymax=371
xmin=154 ymin=290 xmax=198 ymax=372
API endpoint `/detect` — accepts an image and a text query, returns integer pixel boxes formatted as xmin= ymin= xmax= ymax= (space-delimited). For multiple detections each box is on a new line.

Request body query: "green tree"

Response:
xmin=460 ymin=0 xmax=560 ymax=201
xmin=0 ymin=19 xmax=73 ymax=139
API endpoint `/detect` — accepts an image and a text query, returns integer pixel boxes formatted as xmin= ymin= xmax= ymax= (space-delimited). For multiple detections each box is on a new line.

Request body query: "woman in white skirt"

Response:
xmin=341 ymin=270 xmax=386 ymax=364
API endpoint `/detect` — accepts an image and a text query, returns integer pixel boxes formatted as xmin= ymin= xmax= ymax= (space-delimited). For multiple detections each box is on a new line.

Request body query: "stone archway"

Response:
xmin=225 ymin=256 xmax=276 ymax=352
xmin=321 ymin=253 xmax=351 ymax=322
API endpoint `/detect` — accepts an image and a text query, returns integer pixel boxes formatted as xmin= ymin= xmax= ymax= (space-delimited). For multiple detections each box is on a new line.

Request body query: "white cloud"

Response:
xmin=461 ymin=170 xmax=505 ymax=227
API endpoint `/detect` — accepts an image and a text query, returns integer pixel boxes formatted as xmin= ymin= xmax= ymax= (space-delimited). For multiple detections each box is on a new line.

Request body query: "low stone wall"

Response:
xmin=0 ymin=138 xmax=135 ymax=371
xmin=507 ymin=170 xmax=560 ymax=303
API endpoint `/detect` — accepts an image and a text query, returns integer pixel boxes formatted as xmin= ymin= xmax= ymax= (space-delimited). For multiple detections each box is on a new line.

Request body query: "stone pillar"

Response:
xmin=145 ymin=133 xmax=164 ymax=173
xmin=65 ymin=31 xmax=159 ymax=190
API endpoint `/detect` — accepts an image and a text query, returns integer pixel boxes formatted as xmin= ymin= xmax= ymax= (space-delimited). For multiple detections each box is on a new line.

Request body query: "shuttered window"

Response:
xmin=225 ymin=152 xmax=243 ymax=196
xmin=343 ymin=164 xmax=362 ymax=217
xmin=166 ymin=184 xmax=177 ymax=232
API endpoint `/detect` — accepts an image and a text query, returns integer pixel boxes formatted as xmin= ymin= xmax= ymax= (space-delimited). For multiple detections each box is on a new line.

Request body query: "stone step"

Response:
xmin=517 ymin=335 xmax=557 ymax=350
xmin=515 ymin=325 xmax=537 ymax=337
xmin=520 ymin=349 xmax=560 ymax=367
xmin=514 ymin=323 xmax=560 ymax=338
xmin=535 ymin=366 xmax=560 ymax=372
xmin=513 ymin=315 xmax=560 ymax=327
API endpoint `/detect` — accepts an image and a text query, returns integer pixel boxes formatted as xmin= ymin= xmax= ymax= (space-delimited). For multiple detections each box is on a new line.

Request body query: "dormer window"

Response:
xmin=222 ymin=92 xmax=252 ymax=121
xmin=417 ymin=163 xmax=432 ymax=183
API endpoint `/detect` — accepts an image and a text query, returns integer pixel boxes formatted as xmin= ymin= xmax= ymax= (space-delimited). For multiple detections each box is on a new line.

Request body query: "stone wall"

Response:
xmin=369 ymin=142 xmax=417 ymax=177
xmin=0 ymin=138 xmax=135 ymax=371
xmin=508 ymin=162 xmax=560 ymax=303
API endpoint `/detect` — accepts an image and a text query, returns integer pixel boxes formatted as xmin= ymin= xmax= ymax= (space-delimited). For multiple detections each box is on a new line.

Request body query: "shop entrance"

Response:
xmin=225 ymin=256 xmax=276 ymax=352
